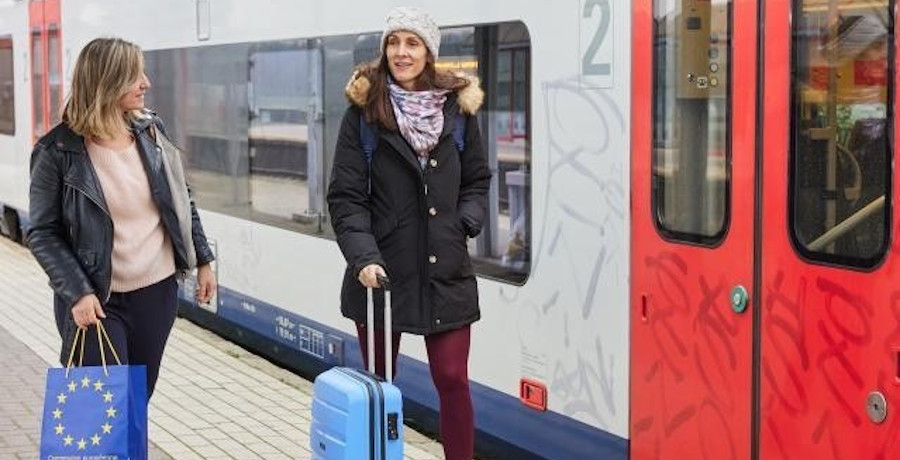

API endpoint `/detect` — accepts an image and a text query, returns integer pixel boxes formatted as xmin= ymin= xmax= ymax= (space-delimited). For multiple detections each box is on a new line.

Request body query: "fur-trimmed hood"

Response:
xmin=344 ymin=67 xmax=484 ymax=115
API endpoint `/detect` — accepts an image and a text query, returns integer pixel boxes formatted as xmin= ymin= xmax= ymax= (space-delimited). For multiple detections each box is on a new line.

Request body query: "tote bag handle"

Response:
xmin=64 ymin=321 xmax=122 ymax=377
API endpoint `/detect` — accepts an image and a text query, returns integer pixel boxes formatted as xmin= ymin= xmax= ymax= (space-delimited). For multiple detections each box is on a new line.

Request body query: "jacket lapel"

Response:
xmin=131 ymin=117 xmax=164 ymax=176
xmin=382 ymin=131 xmax=423 ymax=172
xmin=54 ymin=128 xmax=110 ymax=215
xmin=63 ymin=153 xmax=109 ymax=214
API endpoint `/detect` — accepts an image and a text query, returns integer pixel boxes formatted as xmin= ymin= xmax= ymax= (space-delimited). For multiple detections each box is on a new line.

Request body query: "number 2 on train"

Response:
xmin=581 ymin=0 xmax=612 ymax=87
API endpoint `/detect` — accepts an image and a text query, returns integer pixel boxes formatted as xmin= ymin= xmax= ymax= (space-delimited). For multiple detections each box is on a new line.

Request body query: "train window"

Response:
xmin=247 ymin=41 xmax=324 ymax=226
xmin=144 ymin=21 xmax=531 ymax=284
xmin=144 ymin=44 xmax=253 ymax=226
xmin=652 ymin=0 xmax=731 ymax=244
xmin=0 ymin=37 xmax=14 ymax=135
xmin=474 ymin=23 xmax=531 ymax=283
xmin=790 ymin=1 xmax=892 ymax=267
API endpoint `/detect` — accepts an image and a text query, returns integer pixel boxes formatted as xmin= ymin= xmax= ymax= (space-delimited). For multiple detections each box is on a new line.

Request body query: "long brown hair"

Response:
xmin=360 ymin=51 xmax=468 ymax=131
xmin=62 ymin=37 xmax=144 ymax=139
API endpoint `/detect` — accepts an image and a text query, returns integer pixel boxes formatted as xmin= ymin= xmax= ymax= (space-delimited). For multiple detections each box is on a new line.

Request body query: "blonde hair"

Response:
xmin=62 ymin=38 xmax=144 ymax=139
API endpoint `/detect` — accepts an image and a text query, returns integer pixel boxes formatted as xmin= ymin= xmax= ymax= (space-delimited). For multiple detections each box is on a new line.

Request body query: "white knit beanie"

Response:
xmin=381 ymin=7 xmax=441 ymax=60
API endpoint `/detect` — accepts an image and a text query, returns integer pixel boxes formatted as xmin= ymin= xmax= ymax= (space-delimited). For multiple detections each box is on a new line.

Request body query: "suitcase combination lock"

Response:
xmin=387 ymin=412 xmax=400 ymax=440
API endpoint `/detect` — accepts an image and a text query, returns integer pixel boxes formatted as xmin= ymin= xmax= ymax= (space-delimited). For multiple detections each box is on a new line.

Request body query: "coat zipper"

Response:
xmin=68 ymin=182 xmax=114 ymax=303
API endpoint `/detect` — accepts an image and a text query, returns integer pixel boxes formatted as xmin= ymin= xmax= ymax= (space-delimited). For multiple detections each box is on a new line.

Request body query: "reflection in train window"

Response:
xmin=791 ymin=0 xmax=892 ymax=267
xmin=652 ymin=0 xmax=731 ymax=243
xmin=144 ymin=21 xmax=531 ymax=284
xmin=0 ymin=37 xmax=14 ymax=135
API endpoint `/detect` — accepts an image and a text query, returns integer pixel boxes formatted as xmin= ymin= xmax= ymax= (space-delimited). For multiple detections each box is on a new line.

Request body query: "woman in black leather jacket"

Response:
xmin=27 ymin=37 xmax=216 ymax=397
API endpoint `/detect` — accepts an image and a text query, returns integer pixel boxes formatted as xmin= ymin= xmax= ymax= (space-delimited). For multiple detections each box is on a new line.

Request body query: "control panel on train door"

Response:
xmin=677 ymin=0 xmax=728 ymax=100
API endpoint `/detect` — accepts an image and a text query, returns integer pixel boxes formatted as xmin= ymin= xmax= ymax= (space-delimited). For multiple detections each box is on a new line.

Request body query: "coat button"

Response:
xmin=429 ymin=158 xmax=438 ymax=168
xmin=428 ymin=207 xmax=437 ymax=216
xmin=435 ymin=318 xmax=441 ymax=325
xmin=429 ymin=255 xmax=437 ymax=264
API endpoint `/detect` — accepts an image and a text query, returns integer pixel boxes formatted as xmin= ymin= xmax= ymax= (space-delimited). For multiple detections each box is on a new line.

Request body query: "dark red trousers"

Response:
xmin=356 ymin=324 xmax=474 ymax=460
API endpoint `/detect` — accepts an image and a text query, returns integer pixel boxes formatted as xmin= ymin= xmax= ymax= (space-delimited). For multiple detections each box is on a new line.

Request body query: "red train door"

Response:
xmin=630 ymin=0 xmax=758 ymax=458
xmin=29 ymin=0 xmax=62 ymax=140
xmin=758 ymin=0 xmax=900 ymax=457
xmin=633 ymin=0 xmax=900 ymax=457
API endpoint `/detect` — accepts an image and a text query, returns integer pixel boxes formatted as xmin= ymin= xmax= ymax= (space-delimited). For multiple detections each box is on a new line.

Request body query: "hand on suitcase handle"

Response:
xmin=358 ymin=264 xmax=386 ymax=288
xmin=376 ymin=274 xmax=391 ymax=290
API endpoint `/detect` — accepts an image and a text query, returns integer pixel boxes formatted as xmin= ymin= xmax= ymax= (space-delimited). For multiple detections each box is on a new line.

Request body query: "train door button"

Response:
xmin=867 ymin=392 xmax=887 ymax=424
xmin=730 ymin=285 xmax=748 ymax=313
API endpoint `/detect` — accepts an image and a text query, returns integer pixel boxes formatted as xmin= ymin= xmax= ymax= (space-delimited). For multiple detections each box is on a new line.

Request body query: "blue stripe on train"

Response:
xmin=183 ymin=284 xmax=628 ymax=460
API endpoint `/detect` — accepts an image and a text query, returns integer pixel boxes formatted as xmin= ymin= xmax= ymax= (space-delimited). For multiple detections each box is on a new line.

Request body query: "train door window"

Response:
xmin=47 ymin=26 xmax=61 ymax=128
xmin=790 ymin=0 xmax=892 ymax=266
xmin=29 ymin=0 xmax=61 ymax=139
xmin=31 ymin=29 xmax=43 ymax=136
xmin=0 ymin=37 xmax=14 ymax=135
xmin=652 ymin=0 xmax=731 ymax=243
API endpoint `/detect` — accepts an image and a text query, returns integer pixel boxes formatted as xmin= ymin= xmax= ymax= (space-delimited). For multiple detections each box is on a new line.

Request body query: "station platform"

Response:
xmin=0 ymin=237 xmax=445 ymax=459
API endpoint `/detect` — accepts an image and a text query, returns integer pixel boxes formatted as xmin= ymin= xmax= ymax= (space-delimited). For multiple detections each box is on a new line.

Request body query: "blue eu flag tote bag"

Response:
xmin=39 ymin=322 xmax=148 ymax=460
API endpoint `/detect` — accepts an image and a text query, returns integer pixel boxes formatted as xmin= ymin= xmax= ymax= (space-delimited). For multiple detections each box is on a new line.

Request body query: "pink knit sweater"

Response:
xmin=87 ymin=140 xmax=175 ymax=292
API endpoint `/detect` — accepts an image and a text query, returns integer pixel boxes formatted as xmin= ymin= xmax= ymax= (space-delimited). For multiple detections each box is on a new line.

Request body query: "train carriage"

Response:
xmin=0 ymin=0 xmax=897 ymax=458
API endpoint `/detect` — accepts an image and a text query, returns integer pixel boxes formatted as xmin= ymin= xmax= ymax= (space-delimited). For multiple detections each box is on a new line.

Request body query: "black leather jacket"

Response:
xmin=27 ymin=115 xmax=215 ymax=308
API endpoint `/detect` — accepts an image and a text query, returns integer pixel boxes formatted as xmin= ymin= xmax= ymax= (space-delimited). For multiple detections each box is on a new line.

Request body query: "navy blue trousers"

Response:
xmin=55 ymin=275 xmax=178 ymax=398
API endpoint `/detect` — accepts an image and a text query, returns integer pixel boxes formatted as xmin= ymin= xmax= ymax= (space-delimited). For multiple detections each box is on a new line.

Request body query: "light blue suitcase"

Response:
xmin=310 ymin=282 xmax=403 ymax=460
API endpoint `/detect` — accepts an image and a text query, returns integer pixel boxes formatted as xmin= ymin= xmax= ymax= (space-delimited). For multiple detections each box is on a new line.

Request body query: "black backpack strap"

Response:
xmin=452 ymin=112 xmax=466 ymax=152
xmin=359 ymin=113 xmax=378 ymax=194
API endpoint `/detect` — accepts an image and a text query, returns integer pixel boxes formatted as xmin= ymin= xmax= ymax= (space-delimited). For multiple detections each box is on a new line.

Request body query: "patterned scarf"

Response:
xmin=388 ymin=82 xmax=449 ymax=158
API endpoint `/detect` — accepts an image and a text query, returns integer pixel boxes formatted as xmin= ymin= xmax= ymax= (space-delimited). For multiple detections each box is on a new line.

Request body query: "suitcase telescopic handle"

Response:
xmin=367 ymin=275 xmax=393 ymax=383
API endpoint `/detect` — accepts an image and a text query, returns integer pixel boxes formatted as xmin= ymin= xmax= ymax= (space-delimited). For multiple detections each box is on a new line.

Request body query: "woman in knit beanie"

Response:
xmin=328 ymin=6 xmax=491 ymax=460
xmin=27 ymin=37 xmax=217 ymax=398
